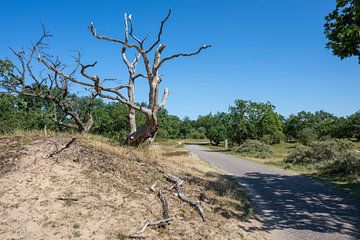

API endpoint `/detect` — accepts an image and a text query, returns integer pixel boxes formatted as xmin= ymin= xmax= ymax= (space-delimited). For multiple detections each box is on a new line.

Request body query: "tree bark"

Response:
xmin=126 ymin=115 xmax=158 ymax=146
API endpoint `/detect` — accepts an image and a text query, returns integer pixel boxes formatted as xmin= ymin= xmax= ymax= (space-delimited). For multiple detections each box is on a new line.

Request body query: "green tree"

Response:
xmin=197 ymin=113 xmax=227 ymax=145
xmin=348 ymin=111 xmax=360 ymax=140
xmin=179 ymin=117 xmax=195 ymax=139
xmin=157 ymin=109 xmax=182 ymax=139
xmin=324 ymin=0 xmax=360 ymax=62
xmin=331 ymin=116 xmax=352 ymax=138
xmin=298 ymin=127 xmax=318 ymax=146
xmin=284 ymin=111 xmax=315 ymax=141
xmin=313 ymin=110 xmax=337 ymax=139
xmin=227 ymin=100 xmax=283 ymax=144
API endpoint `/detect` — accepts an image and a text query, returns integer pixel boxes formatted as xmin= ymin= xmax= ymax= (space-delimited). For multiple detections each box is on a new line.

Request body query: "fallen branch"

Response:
xmin=127 ymin=217 xmax=175 ymax=238
xmin=48 ymin=137 xmax=76 ymax=157
xmin=149 ymin=181 xmax=170 ymax=226
xmin=56 ymin=197 xmax=79 ymax=201
xmin=158 ymin=190 xmax=170 ymax=221
xmin=126 ymin=182 xmax=174 ymax=238
xmin=164 ymin=174 xmax=184 ymax=186
xmin=165 ymin=174 xmax=205 ymax=221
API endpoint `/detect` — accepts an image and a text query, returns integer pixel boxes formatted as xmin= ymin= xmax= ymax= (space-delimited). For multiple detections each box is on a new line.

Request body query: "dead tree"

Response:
xmin=0 ymin=30 xmax=96 ymax=133
xmin=34 ymin=10 xmax=210 ymax=146
xmin=91 ymin=10 xmax=210 ymax=146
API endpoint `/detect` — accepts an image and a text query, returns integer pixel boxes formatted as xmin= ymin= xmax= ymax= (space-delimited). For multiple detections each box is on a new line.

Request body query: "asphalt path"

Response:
xmin=186 ymin=144 xmax=360 ymax=240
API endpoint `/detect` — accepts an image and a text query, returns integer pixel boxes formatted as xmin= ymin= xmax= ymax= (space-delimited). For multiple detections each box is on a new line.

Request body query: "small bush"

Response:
xmin=261 ymin=131 xmax=284 ymax=145
xmin=323 ymin=150 xmax=360 ymax=175
xmin=298 ymin=128 xmax=317 ymax=146
xmin=189 ymin=130 xmax=206 ymax=139
xmin=283 ymin=145 xmax=312 ymax=164
xmin=232 ymin=140 xmax=273 ymax=158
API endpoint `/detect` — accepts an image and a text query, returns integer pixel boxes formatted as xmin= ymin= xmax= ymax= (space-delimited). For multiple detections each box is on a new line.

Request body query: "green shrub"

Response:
xmin=285 ymin=139 xmax=354 ymax=164
xmin=284 ymin=139 xmax=359 ymax=175
xmin=232 ymin=140 xmax=273 ymax=158
xmin=310 ymin=139 xmax=354 ymax=162
xmin=323 ymin=150 xmax=360 ymax=175
xmin=284 ymin=145 xmax=312 ymax=164
xmin=189 ymin=130 xmax=206 ymax=139
xmin=261 ymin=131 xmax=284 ymax=145
xmin=298 ymin=127 xmax=318 ymax=146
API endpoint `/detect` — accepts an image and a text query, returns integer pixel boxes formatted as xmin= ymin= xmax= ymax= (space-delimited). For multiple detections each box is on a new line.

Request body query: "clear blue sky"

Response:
xmin=1 ymin=0 xmax=359 ymax=119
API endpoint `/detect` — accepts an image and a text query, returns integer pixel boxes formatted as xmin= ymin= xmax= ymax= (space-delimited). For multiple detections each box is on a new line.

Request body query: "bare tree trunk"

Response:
xmin=44 ymin=124 xmax=48 ymax=136
xmin=128 ymin=107 xmax=137 ymax=134
xmin=128 ymin=74 xmax=137 ymax=134
xmin=83 ymin=114 xmax=93 ymax=134
xmin=126 ymin=113 xmax=158 ymax=146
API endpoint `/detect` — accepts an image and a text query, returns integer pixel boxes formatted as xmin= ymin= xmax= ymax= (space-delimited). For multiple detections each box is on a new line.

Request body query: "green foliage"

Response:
xmin=324 ymin=0 xmax=360 ymax=62
xmin=331 ymin=117 xmax=352 ymax=138
xmin=178 ymin=117 xmax=194 ymax=139
xmin=313 ymin=111 xmax=337 ymax=138
xmin=0 ymin=59 xmax=18 ymax=84
xmin=283 ymin=111 xmax=316 ymax=141
xmin=283 ymin=145 xmax=312 ymax=164
xmin=283 ymin=110 xmax=354 ymax=143
xmin=91 ymin=102 xmax=130 ymax=143
xmin=197 ymin=113 xmax=227 ymax=145
xmin=324 ymin=150 xmax=360 ymax=175
xmin=348 ymin=111 xmax=360 ymax=140
xmin=206 ymin=125 xmax=226 ymax=145
xmin=310 ymin=139 xmax=354 ymax=162
xmin=0 ymin=93 xmax=56 ymax=133
xmin=298 ymin=127 xmax=318 ymax=146
xmin=157 ymin=109 xmax=182 ymax=139
xmin=284 ymin=139 xmax=360 ymax=175
xmin=227 ymin=100 xmax=283 ymax=144
xmin=232 ymin=139 xmax=274 ymax=159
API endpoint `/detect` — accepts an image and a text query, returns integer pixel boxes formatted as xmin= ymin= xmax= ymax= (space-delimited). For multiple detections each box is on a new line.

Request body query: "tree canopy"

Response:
xmin=324 ymin=0 xmax=360 ymax=62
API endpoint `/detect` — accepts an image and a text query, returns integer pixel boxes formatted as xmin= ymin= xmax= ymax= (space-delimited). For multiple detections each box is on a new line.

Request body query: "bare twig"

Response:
xmin=127 ymin=217 xmax=175 ymax=238
xmin=157 ymin=45 xmax=211 ymax=70
xmin=146 ymin=8 xmax=172 ymax=53
xmin=150 ymin=180 xmax=158 ymax=192
xmin=149 ymin=181 xmax=170 ymax=226
xmin=48 ymin=138 xmax=76 ymax=157
xmin=56 ymin=197 xmax=79 ymax=201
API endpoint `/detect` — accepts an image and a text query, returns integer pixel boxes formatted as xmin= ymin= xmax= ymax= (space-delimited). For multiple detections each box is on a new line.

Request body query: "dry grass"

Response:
xmin=0 ymin=134 xmax=261 ymax=240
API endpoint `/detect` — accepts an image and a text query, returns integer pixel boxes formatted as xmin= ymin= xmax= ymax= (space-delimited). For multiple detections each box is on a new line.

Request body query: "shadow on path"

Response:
xmin=234 ymin=172 xmax=360 ymax=238
xmin=186 ymin=144 xmax=360 ymax=239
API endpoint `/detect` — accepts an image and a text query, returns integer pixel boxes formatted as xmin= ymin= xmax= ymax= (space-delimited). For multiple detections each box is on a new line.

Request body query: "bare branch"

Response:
xmin=158 ymin=44 xmax=211 ymax=69
xmin=88 ymin=22 xmax=142 ymax=53
xmin=146 ymin=9 xmax=172 ymax=53
xmin=128 ymin=14 xmax=144 ymax=47
xmin=158 ymin=87 xmax=169 ymax=111
xmin=127 ymin=217 xmax=175 ymax=238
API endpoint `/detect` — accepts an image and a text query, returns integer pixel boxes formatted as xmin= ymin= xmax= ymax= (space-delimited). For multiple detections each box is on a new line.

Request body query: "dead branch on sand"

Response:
xmin=126 ymin=181 xmax=174 ymax=238
xmin=165 ymin=173 xmax=205 ymax=221
xmin=48 ymin=138 xmax=76 ymax=157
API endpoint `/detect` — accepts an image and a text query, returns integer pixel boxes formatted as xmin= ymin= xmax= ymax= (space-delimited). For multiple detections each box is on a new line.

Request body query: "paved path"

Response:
xmin=186 ymin=144 xmax=360 ymax=240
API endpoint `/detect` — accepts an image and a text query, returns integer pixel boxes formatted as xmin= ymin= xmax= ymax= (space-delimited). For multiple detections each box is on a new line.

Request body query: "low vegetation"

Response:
xmin=232 ymin=140 xmax=273 ymax=159
xmin=284 ymin=140 xmax=360 ymax=175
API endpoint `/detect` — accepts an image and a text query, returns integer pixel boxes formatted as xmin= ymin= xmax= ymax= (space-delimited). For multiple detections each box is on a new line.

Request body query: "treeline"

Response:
xmin=193 ymin=100 xmax=360 ymax=146
xmin=1 ymin=94 xmax=359 ymax=145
